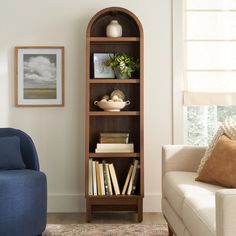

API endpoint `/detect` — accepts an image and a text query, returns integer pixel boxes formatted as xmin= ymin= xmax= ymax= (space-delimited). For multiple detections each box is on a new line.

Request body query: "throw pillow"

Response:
xmin=196 ymin=117 xmax=236 ymax=174
xmin=0 ymin=136 xmax=25 ymax=170
xmin=196 ymin=135 xmax=236 ymax=188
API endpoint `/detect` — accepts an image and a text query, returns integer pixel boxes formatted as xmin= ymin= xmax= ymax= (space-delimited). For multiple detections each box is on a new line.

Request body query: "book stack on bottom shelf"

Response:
xmin=95 ymin=133 xmax=134 ymax=153
xmin=88 ymin=159 xmax=140 ymax=196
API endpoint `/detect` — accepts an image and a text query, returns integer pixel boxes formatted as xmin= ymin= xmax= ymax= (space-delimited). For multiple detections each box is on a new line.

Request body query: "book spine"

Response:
xmin=109 ymin=163 xmax=120 ymax=195
xmin=131 ymin=164 xmax=140 ymax=195
xmin=95 ymin=149 xmax=133 ymax=153
xmin=100 ymin=137 xmax=129 ymax=144
xmin=127 ymin=160 xmax=138 ymax=195
xmin=96 ymin=161 xmax=101 ymax=195
xmin=88 ymin=159 xmax=93 ymax=195
xmin=99 ymin=163 xmax=105 ymax=195
xmin=92 ymin=161 xmax=97 ymax=196
xmin=100 ymin=133 xmax=129 ymax=138
xmin=106 ymin=163 xmax=113 ymax=195
xmin=102 ymin=160 xmax=109 ymax=195
xmin=97 ymin=143 xmax=134 ymax=149
xmin=122 ymin=164 xmax=134 ymax=195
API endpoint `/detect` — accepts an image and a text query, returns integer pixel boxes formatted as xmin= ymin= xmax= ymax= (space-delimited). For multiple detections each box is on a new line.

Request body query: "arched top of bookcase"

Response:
xmin=87 ymin=7 xmax=143 ymax=37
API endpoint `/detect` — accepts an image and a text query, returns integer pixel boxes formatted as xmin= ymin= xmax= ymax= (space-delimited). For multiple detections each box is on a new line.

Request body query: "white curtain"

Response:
xmin=184 ymin=0 xmax=236 ymax=105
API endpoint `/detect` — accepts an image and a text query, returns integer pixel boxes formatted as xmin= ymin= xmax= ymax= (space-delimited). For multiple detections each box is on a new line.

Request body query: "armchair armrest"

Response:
xmin=216 ymin=189 xmax=236 ymax=236
xmin=162 ymin=145 xmax=206 ymax=176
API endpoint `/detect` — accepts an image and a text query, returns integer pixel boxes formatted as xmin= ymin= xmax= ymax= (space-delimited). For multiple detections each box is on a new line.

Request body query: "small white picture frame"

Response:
xmin=93 ymin=53 xmax=115 ymax=78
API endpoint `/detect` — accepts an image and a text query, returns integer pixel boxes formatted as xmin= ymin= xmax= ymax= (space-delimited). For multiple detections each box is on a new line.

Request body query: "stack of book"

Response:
xmin=88 ymin=159 xmax=140 ymax=196
xmin=95 ymin=133 xmax=134 ymax=153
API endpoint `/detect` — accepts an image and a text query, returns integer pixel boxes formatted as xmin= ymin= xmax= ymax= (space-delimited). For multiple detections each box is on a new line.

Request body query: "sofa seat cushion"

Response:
xmin=182 ymin=194 xmax=215 ymax=236
xmin=163 ymin=171 xmax=222 ymax=219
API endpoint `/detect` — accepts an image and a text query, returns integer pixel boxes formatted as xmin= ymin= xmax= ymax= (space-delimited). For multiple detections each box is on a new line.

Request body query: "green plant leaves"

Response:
xmin=104 ymin=53 xmax=139 ymax=78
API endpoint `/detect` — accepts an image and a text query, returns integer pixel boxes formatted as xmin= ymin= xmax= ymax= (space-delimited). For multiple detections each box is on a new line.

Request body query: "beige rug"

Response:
xmin=43 ymin=224 xmax=168 ymax=236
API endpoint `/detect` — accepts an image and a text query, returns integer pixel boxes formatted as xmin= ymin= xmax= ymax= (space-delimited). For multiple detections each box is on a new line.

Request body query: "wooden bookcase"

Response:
xmin=85 ymin=7 xmax=144 ymax=222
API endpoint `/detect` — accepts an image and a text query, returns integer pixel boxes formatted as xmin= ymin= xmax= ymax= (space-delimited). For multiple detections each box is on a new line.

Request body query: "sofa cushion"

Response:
xmin=196 ymin=135 xmax=236 ymax=188
xmin=163 ymin=171 xmax=222 ymax=219
xmin=183 ymin=195 xmax=215 ymax=236
xmin=197 ymin=117 xmax=236 ymax=174
xmin=0 ymin=136 xmax=25 ymax=170
xmin=0 ymin=169 xmax=47 ymax=235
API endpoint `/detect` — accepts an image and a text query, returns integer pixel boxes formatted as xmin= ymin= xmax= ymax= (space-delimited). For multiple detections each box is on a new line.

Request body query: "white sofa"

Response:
xmin=162 ymin=145 xmax=236 ymax=236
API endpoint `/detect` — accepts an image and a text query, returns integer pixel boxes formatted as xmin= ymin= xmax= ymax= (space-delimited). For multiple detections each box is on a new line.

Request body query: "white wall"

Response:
xmin=0 ymin=0 xmax=172 ymax=212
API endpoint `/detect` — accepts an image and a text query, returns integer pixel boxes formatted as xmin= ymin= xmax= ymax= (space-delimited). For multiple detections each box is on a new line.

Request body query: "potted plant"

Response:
xmin=105 ymin=53 xmax=139 ymax=79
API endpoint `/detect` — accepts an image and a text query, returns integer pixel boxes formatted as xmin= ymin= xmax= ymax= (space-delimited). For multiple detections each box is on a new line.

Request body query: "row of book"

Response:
xmin=88 ymin=159 xmax=140 ymax=196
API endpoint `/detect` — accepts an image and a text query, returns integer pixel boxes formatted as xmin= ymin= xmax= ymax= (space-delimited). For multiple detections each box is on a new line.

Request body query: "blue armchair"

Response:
xmin=0 ymin=128 xmax=47 ymax=236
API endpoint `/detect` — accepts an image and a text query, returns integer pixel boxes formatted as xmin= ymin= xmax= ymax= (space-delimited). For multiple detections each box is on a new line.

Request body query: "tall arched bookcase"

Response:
xmin=85 ymin=7 xmax=144 ymax=222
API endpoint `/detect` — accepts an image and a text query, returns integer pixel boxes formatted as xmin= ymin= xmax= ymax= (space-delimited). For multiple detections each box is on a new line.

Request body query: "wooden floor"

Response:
xmin=47 ymin=213 xmax=167 ymax=225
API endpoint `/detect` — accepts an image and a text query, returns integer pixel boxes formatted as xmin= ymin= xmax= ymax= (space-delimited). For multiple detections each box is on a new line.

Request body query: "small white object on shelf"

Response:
xmin=94 ymin=100 xmax=130 ymax=112
xmin=106 ymin=20 xmax=122 ymax=37
xmin=95 ymin=143 xmax=134 ymax=153
xmin=110 ymin=89 xmax=125 ymax=101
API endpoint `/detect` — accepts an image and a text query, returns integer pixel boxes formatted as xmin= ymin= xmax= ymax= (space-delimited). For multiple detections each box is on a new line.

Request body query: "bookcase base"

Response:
xmin=85 ymin=197 xmax=143 ymax=222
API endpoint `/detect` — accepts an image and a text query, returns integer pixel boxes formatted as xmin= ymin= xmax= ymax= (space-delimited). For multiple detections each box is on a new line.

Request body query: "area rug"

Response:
xmin=43 ymin=224 xmax=168 ymax=236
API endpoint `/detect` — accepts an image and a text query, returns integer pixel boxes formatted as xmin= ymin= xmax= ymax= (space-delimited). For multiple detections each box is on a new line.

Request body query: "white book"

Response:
xmin=106 ymin=163 xmax=113 ymax=195
xmin=88 ymin=159 xmax=93 ymax=195
xmin=127 ymin=160 xmax=139 ymax=195
xmin=99 ymin=163 xmax=105 ymax=195
xmin=109 ymin=163 xmax=120 ymax=195
xmin=122 ymin=164 xmax=134 ymax=195
xmin=96 ymin=161 xmax=101 ymax=195
xmin=95 ymin=148 xmax=133 ymax=153
xmin=97 ymin=143 xmax=134 ymax=150
xmin=92 ymin=161 xmax=97 ymax=196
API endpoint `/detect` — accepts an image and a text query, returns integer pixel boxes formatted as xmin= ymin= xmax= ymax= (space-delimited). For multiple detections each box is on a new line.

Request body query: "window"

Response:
xmin=186 ymin=106 xmax=236 ymax=145
xmin=173 ymin=0 xmax=236 ymax=145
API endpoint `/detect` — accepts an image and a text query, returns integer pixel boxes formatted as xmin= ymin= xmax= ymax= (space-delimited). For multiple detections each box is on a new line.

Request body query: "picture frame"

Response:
xmin=93 ymin=53 xmax=115 ymax=78
xmin=15 ymin=46 xmax=64 ymax=107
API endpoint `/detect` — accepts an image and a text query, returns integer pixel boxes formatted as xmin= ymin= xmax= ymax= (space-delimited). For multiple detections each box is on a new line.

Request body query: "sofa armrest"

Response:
xmin=162 ymin=145 xmax=206 ymax=176
xmin=216 ymin=189 xmax=236 ymax=236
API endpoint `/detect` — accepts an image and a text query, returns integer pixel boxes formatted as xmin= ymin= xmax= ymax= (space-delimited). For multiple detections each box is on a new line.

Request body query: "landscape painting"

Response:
xmin=23 ymin=54 xmax=57 ymax=99
xmin=16 ymin=47 xmax=64 ymax=106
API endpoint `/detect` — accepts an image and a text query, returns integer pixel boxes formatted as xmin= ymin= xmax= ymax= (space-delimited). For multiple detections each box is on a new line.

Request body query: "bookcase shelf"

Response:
xmin=89 ymin=79 xmax=140 ymax=84
xmin=90 ymin=37 xmax=140 ymax=42
xmin=85 ymin=7 xmax=144 ymax=222
xmin=89 ymin=111 xmax=140 ymax=116
xmin=87 ymin=195 xmax=141 ymax=199
xmin=88 ymin=152 xmax=140 ymax=158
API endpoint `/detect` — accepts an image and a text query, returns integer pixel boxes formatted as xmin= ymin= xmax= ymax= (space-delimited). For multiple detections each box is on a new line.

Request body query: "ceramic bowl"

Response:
xmin=94 ymin=100 xmax=130 ymax=112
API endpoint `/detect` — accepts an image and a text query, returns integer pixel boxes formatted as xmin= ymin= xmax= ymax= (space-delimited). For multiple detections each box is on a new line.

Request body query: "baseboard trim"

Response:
xmin=143 ymin=193 xmax=162 ymax=212
xmin=48 ymin=193 xmax=85 ymax=212
xmin=48 ymin=193 xmax=162 ymax=213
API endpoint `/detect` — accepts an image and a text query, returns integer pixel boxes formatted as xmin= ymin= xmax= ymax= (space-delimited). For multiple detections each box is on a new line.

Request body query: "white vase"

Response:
xmin=106 ymin=20 xmax=122 ymax=37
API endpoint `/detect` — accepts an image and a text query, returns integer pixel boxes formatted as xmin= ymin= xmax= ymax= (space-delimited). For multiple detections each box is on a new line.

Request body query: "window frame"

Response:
xmin=172 ymin=0 xmax=186 ymax=144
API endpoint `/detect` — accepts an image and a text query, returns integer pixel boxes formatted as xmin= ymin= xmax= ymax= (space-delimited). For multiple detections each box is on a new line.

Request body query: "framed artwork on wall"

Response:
xmin=15 ymin=46 xmax=64 ymax=107
xmin=93 ymin=53 xmax=115 ymax=78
